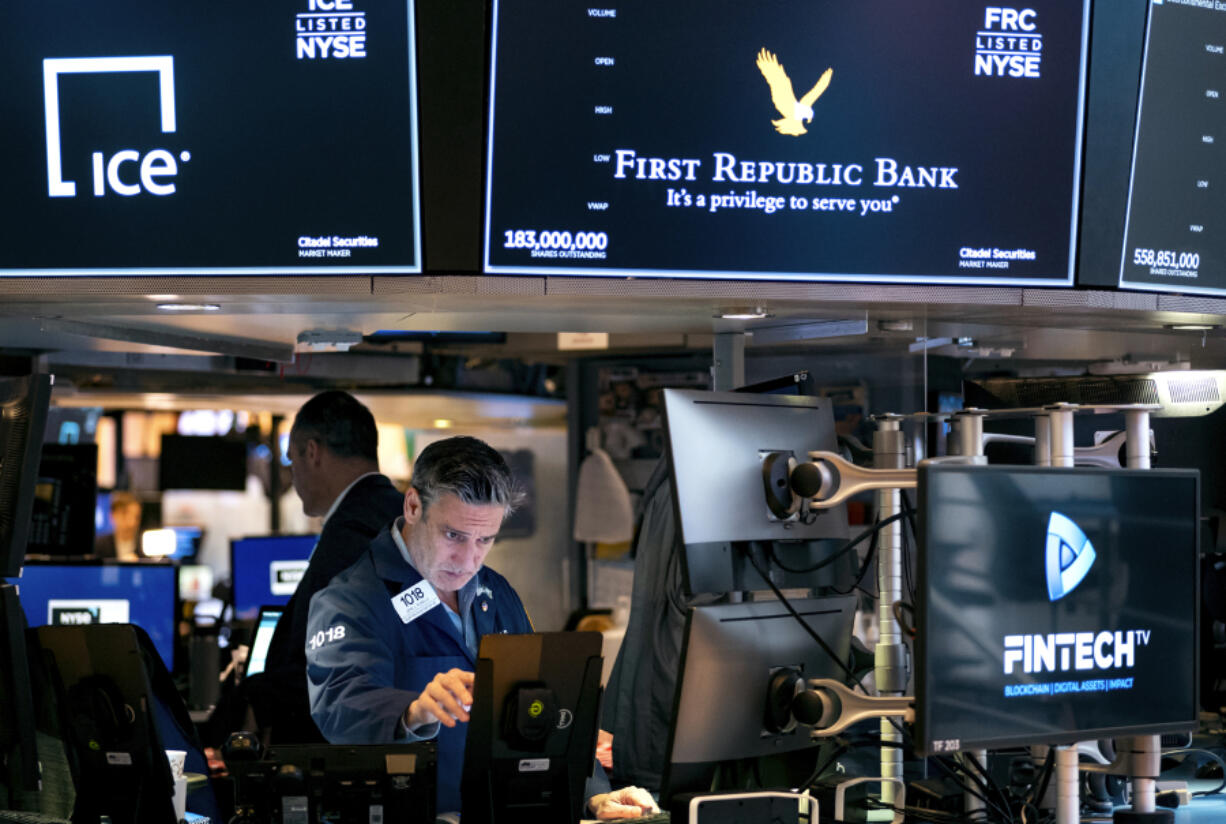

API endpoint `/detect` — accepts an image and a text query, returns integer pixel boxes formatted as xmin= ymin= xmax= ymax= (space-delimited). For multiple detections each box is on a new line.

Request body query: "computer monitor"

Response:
xmin=660 ymin=596 xmax=858 ymax=804
xmin=0 ymin=374 xmax=52 ymax=578
xmin=229 ymin=534 xmax=317 ymax=621
xmin=915 ymin=464 xmax=1200 ymax=756
xmin=244 ymin=606 xmax=284 ymax=679
xmin=37 ymin=623 xmax=178 ymax=824
xmin=11 ymin=560 xmax=179 ymax=671
xmin=141 ymin=525 xmax=204 ymax=560
xmin=461 ymin=631 xmax=604 ymax=824
xmin=159 ymin=435 xmax=248 ymax=491
xmin=27 ymin=442 xmax=99 ymax=556
xmin=661 ymin=388 xmax=851 ymax=594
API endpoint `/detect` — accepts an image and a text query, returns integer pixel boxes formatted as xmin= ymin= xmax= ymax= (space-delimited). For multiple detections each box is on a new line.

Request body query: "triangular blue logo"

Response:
xmin=1046 ymin=512 xmax=1095 ymax=601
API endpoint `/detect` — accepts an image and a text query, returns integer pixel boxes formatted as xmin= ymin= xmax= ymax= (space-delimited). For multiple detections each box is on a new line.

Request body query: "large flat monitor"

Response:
xmin=10 ymin=560 xmax=179 ymax=671
xmin=0 ymin=374 xmax=51 ymax=578
xmin=159 ymin=435 xmax=247 ymax=491
xmin=662 ymin=388 xmax=851 ymax=594
xmin=461 ymin=631 xmax=604 ymax=824
xmin=661 ymin=596 xmax=858 ymax=803
xmin=1118 ymin=0 xmax=1225 ymax=294
xmin=485 ymin=0 xmax=1089 ymax=285
xmin=230 ymin=534 xmax=317 ymax=621
xmin=915 ymin=465 xmax=1200 ymax=756
xmin=27 ymin=443 xmax=98 ymax=557
xmin=2 ymin=0 xmax=420 ymax=276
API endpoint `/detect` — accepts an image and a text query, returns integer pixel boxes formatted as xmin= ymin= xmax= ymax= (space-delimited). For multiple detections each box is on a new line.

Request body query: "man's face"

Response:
xmin=403 ymin=489 xmax=504 ymax=595
xmin=288 ymin=434 xmax=325 ymax=517
xmin=111 ymin=503 xmax=141 ymax=539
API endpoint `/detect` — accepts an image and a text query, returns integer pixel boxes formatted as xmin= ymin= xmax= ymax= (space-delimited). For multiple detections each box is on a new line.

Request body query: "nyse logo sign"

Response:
xmin=296 ymin=0 xmax=368 ymax=60
xmin=43 ymin=56 xmax=190 ymax=198
xmin=974 ymin=7 xmax=1043 ymax=78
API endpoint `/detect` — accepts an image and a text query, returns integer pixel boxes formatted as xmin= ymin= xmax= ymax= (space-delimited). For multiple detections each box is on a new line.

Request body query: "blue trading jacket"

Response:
xmin=306 ymin=525 xmax=532 ymax=814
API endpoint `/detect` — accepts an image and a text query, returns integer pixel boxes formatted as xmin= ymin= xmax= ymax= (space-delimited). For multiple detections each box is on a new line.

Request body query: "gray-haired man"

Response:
xmin=307 ymin=436 xmax=647 ymax=817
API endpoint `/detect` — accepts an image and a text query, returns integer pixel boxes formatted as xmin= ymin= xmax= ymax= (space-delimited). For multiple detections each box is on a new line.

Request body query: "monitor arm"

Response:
xmin=789 ymin=451 xmax=917 ymax=509
xmin=792 ymin=677 xmax=914 ymax=737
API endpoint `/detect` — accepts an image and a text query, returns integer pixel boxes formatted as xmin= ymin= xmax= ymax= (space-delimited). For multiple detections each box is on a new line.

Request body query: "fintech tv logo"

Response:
xmin=755 ymin=48 xmax=832 ymax=136
xmin=1045 ymin=511 xmax=1095 ymax=601
xmin=43 ymin=56 xmax=189 ymax=198
xmin=296 ymin=0 xmax=367 ymax=60
xmin=974 ymin=7 xmax=1043 ymax=78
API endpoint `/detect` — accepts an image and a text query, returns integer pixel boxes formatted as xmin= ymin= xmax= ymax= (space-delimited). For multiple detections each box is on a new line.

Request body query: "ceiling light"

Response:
xmin=716 ymin=307 xmax=773 ymax=320
xmin=156 ymin=303 xmax=220 ymax=312
xmin=1164 ymin=323 xmax=1219 ymax=332
xmin=433 ymin=419 xmax=453 ymax=429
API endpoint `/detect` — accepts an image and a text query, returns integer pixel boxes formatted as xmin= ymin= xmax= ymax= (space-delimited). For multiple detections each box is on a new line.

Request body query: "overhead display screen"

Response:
xmin=485 ymin=0 xmax=1089 ymax=284
xmin=1119 ymin=1 xmax=1226 ymax=295
xmin=1 ymin=0 xmax=420 ymax=275
xmin=916 ymin=466 xmax=1199 ymax=755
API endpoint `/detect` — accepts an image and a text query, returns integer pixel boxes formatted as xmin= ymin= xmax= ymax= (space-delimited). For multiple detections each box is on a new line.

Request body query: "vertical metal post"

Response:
xmin=1055 ymin=745 xmax=1080 ymax=824
xmin=1034 ymin=415 xmax=1051 ymax=467
xmin=1045 ymin=403 xmax=1078 ymax=469
xmin=952 ymin=411 xmax=988 ymax=815
xmin=873 ymin=414 xmax=906 ymax=804
xmin=960 ymin=750 xmax=988 ymax=817
xmin=1125 ymin=407 xmax=1159 ymax=815
xmin=1047 ymin=403 xmax=1079 ymax=824
xmin=269 ymin=414 xmax=283 ymax=534
xmin=712 ymin=332 xmax=745 ymax=392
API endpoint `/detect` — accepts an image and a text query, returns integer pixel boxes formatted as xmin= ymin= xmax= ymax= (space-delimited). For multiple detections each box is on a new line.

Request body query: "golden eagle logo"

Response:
xmin=755 ymin=48 xmax=832 ymax=136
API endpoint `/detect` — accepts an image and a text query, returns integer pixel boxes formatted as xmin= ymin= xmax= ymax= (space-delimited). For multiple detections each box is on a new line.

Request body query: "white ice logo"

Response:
xmin=43 ymin=56 xmax=188 ymax=198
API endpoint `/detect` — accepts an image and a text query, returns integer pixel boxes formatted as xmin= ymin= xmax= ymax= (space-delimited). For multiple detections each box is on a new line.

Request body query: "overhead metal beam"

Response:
xmin=39 ymin=318 xmax=295 ymax=363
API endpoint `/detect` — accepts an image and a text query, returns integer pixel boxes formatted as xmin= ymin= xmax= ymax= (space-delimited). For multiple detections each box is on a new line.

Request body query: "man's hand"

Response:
xmin=588 ymin=786 xmax=659 ymax=819
xmin=404 ymin=668 xmax=474 ymax=729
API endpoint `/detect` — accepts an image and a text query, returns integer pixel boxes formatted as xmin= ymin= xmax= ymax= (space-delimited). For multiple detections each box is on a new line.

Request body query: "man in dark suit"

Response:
xmin=93 ymin=491 xmax=144 ymax=560
xmin=244 ymin=390 xmax=404 ymax=743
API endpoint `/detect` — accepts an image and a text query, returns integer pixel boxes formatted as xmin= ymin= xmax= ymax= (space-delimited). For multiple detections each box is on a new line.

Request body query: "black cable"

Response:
xmin=740 ymin=544 xmax=862 ymax=690
xmin=768 ymin=511 xmax=908 ymax=574
xmin=963 ymin=749 xmax=1017 ymax=824
xmin=831 ymin=519 xmax=879 ymax=598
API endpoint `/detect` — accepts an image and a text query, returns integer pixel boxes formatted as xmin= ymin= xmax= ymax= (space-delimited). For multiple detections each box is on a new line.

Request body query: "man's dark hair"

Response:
xmin=290 ymin=390 xmax=378 ymax=462
xmin=411 ymin=436 xmax=518 ymax=515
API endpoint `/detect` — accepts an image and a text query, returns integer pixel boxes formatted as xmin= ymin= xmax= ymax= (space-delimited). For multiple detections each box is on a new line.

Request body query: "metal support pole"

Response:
xmin=269 ymin=414 xmax=283 ymax=534
xmin=1049 ymin=405 xmax=1079 ymax=824
xmin=873 ymin=414 xmax=906 ymax=804
xmin=961 ymin=750 xmax=988 ymax=817
xmin=712 ymin=332 xmax=745 ymax=392
xmin=1055 ymin=745 xmax=1080 ymax=824
xmin=951 ymin=413 xmax=987 ymax=815
xmin=956 ymin=409 xmax=986 ymax=459
xmin=1125 ymin=408 xmax=1160 ymax=816
xmin=1034 ymin=415 xmax=1051 ymax=467
xmin=1046 ymin=404 xmax=1078 ymax=468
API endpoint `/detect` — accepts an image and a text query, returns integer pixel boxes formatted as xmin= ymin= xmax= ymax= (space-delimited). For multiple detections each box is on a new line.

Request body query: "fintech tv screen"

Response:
xmin=485 ymin=0 xmax=1089 ymax=285
xmin=915 ymin=465 xmax=1199 ymax=756
xmin=1 ymin=0 xmax=420 ymax=275
xmin=1119 ymin=0 xmax=1226 ymax=295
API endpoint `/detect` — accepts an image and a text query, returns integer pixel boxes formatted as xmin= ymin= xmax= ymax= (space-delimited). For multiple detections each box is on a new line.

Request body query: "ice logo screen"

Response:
xmin=43 ymin=56 xmax=189 ymax=198
xmin=1045 ymin=511 xmax=1095 ymax=601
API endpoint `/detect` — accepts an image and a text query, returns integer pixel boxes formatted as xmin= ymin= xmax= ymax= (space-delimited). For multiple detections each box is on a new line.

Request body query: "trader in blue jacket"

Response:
xmin=305 ymin=436 xmax=653 ymax=818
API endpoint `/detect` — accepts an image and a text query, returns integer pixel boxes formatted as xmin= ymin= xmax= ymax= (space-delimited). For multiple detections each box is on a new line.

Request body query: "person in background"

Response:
xmin=93 ymin=491 xmax=144 ymax=560
xmin=306 ymin=436 xmax=655 ymax=819
xmin=243 ymin=390 xmax=404 ymax=744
